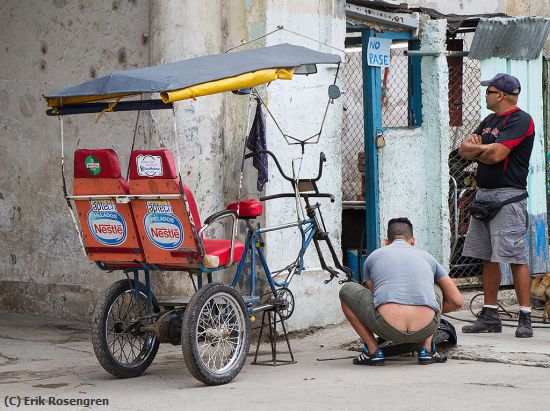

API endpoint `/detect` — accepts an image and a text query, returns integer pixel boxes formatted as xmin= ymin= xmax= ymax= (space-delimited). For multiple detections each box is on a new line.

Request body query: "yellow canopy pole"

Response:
xmin=160 ymin=68 xmax=294 ymax=103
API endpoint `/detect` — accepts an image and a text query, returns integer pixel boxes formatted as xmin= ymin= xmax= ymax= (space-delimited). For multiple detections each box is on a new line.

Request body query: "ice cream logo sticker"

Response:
xmin=144 ymin=201 xmax=183 ymax=250
xmin=87 ymin=200 xmax=127 ymax=246
xmin=137 ymin=154 xmax=163 ymax=177
xmin=85 ymin=155 xmax=101 ymax=176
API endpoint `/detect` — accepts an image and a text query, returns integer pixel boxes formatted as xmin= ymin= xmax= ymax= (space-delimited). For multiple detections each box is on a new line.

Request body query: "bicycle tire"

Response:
xmin=181 ymin=283 xmax=250 ymax=385
xmin=91 ymin=279 xmax=160 ymax=378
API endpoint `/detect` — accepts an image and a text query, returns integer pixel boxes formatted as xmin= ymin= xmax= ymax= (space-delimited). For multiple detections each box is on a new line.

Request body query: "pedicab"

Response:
xmin=44 ymin=43 xmax=353 ymax=385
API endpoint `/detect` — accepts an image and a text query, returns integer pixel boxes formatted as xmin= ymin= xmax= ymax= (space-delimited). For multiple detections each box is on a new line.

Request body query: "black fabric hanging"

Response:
xmin=246 ymin=99 xmax=268 ymax=191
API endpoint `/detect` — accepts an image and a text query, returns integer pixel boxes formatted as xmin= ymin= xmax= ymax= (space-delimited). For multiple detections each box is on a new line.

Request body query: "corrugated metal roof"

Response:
xmin=469 ymin=17 xmax=550 ymax=60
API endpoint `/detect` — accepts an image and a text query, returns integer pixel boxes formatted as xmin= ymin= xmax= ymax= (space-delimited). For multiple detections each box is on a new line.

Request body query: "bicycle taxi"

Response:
xmin=44 ymin=43 xmax=352 ymax=385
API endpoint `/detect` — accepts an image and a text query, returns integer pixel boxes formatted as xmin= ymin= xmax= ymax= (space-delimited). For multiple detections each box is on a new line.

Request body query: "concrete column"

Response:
xmin=377 ymin=19 xmax=451 ymax=266
xmin=149 ymin=1 xmax=225 ymax=220
xmin=419 ymin=20 xmax=451 ymax=265
xmin=263 ymin=0 xmax=346 ymax=329
xmin=147 ymin=1 xmax=225 ymax=294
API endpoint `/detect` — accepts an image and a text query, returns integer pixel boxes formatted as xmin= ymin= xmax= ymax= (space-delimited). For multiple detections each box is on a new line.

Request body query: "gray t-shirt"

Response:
xmin=362 ymin=240 xmax=448 ymax=313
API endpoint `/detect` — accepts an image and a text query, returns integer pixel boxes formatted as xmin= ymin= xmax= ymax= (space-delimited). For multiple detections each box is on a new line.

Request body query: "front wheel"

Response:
xmin=91 ymin=279 xmax=159 ymax=378
xmin=181 ymin=283 xmax=250 ymax=385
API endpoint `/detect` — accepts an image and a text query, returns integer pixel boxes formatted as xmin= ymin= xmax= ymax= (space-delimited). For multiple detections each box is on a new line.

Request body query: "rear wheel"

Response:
xmin=182 ymin=283 xmax=250 ymax=385
xmin=91 ymin=279 xmax=159 ymax=378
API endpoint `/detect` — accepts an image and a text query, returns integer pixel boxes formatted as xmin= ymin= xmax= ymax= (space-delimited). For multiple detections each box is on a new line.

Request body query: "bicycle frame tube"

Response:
xmin=230 ymin=218 xmax=318 ymax=299
xmin=231 ymin=235 xmax=252 ymax=288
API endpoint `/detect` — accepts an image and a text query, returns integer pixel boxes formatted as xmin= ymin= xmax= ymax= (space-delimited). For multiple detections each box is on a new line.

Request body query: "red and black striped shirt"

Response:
xmin=473 ymin=107 xmax=534 ymax=189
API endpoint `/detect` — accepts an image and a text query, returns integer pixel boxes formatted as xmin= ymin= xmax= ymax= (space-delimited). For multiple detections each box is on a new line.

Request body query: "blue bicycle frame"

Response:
xmin=231 ymin=216 xmax=318 ymax=307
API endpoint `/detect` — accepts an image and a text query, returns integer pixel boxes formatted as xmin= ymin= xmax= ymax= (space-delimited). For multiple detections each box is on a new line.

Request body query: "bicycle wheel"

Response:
xmin=181 ymin=283 xmax=250 ymax=385
xmin=91 ymin=279 xmax=159 ymax=378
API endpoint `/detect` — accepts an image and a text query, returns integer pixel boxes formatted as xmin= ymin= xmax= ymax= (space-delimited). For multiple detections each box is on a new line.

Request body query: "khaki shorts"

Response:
xmin=462 ymin=188 xmax=528 ymax=265
xmin=339 ymin=282 xmax=443 ymax=344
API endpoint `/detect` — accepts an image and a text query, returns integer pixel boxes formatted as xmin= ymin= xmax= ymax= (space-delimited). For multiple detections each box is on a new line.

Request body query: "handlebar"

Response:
xmin=245 ymin=150 xmax=326 ymax=183
xmin=260 ymin=193 xmax=335 ymax=203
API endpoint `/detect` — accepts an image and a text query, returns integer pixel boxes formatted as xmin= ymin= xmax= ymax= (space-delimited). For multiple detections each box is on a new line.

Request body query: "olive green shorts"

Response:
xmin=339 ymin=282 xmax=443 ymax=344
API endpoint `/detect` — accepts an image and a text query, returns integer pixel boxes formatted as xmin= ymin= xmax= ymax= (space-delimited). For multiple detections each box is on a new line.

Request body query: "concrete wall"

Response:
xmin=0 ymin=0 xmax=150 ymax=319
xmin=0 ymin=0 xmax=345 ymax=330
xmin=264 ymin=0 xmax=346 ymax=329
xmin=377 ymin=20 xmax=450 ymax=265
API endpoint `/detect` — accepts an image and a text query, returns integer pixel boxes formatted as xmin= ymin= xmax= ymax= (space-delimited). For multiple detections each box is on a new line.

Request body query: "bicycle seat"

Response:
xmin=227 ymin=199 xmax=263 ymax=219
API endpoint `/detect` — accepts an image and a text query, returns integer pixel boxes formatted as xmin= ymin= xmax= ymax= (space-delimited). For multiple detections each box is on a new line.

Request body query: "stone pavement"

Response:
xmin=0 ymin=310 xmax=549 ymax=411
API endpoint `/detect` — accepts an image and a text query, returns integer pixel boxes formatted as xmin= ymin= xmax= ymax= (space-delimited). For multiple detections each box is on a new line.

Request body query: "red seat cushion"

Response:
xmin=74 ymin=149 xmax=122 ymax=178
xmin=227 ymin=199 xmax=263 ymax=218
xmin=203 ymin=239 xmax=244 ymax=266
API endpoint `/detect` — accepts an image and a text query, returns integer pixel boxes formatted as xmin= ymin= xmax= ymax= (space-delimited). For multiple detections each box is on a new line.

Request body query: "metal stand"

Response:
xmin=251 ymin=305 xmax=296 ymax=366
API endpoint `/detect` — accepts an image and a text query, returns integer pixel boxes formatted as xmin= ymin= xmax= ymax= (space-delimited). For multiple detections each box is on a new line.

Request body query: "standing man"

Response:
xmin=339 ymin=218 xmax=463 ymax=366
xmin=458 ymin=73 xmax=535 ymax=338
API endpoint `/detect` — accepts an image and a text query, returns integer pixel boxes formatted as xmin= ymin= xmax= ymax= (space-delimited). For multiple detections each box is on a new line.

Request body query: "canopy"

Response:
xmin=45 ymin=43 xmax=341 ymax=111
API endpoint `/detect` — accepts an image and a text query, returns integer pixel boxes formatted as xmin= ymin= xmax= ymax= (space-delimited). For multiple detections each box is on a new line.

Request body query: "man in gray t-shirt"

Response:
xmin=339 ymin=218 xmax=463 ymax=366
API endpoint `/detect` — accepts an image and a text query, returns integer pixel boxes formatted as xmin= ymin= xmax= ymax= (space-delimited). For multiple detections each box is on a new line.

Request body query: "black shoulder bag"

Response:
xmin=468 ymin=192 xmax=528 ymax=222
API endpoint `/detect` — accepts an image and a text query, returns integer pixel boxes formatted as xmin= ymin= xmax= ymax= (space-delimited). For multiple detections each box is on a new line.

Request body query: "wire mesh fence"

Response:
xmin=545 ymin=58 xmax=550 ymax=238
xmin=341 ymin=46 xmax=410 ymax=201
xmin=447 ymin=49 xmax=483 ymax=284
xmin=382 ymin=47 xmax=409 ymax=128
xmin=342 ymin=50 xmax=365 ymax=201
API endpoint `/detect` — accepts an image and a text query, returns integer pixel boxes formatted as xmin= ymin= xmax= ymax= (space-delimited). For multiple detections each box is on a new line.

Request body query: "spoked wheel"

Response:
xmin=182 ymin=283 xmax=250 ymax=385
xmin=91 ymin=279 xmax=160 ymax=378
xmin=274 ymin=287 xmax=295 ymax=320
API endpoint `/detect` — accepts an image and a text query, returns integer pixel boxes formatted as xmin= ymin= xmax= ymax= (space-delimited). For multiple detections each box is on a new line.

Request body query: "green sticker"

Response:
xmin=85 ymin=155 xmax=100 ymax=175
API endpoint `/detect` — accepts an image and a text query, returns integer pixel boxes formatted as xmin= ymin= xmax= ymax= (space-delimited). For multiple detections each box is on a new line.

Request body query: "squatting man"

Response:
xmin=339 ymin=218 xmax=464 ymax=365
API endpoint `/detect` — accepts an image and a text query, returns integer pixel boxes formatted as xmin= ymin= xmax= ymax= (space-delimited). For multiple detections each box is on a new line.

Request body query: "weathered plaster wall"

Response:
xmin=378 ymin=128 xmax=429 ymax=247
xmin=377 ymin=20 xmax=450 ymax=265
xmin=405 ymin=0 xmax=503 ymax=14
xmin=0 ymin=0 xmax=345 ymax=330
xmin=265 ymin=0 xmax=346 ymax=329
xmin=0 ymin=0 xmax=150 ymax=319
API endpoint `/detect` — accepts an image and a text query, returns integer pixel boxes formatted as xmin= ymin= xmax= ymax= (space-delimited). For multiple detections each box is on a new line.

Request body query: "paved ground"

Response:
xmin=1 ymin=309 xmax=549 ymax=411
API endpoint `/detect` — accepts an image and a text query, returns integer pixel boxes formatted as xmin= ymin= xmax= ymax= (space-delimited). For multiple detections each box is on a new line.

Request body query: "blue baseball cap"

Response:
xmin=481 ymin=73 xmax=521 ymax=95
